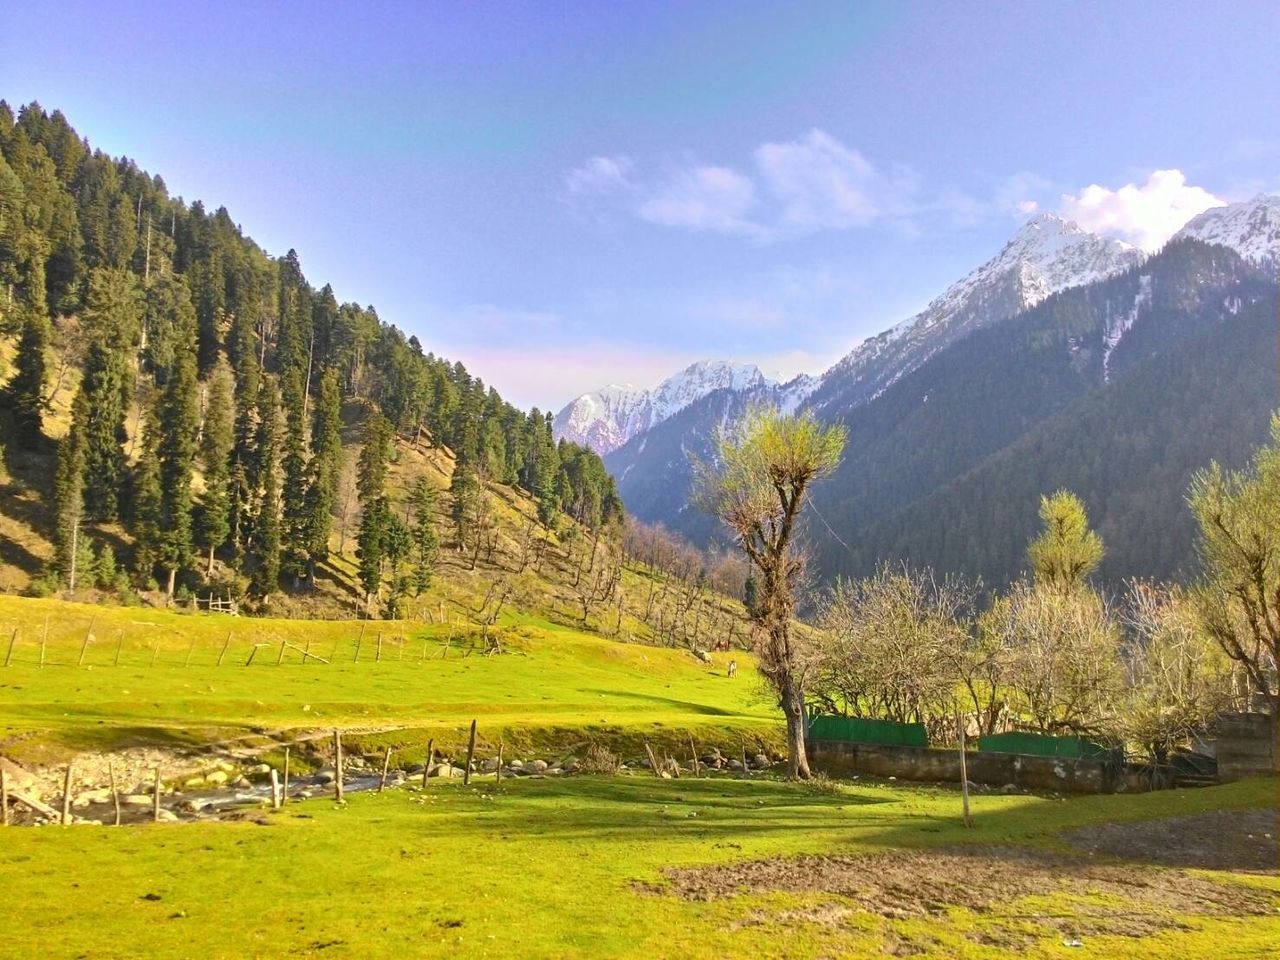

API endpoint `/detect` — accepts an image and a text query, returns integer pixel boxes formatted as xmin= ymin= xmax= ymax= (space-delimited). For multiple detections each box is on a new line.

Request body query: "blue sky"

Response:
xmin=4 ymin=0 xmax=1279 ymax=410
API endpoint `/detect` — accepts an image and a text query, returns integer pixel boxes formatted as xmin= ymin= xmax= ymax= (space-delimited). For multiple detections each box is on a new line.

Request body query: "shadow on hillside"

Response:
xmin=582 ymin=689 xmax=739 ymax=717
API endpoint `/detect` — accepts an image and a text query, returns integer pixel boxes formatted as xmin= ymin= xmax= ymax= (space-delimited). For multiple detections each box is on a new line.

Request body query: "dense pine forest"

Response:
xmin=0 ymin=101 xmax=622 ymax=613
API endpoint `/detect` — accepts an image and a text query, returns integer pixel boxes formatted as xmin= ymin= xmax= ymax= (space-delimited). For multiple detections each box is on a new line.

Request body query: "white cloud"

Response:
xmin=637 ymin=165 xmax=764 ymax=237
xmin=754 ymin=128 xmax=880 ymax=231
xmin=1058 ymin=169 xmax=1225 ymax=252
xmin=565 ymin=155 xmax=634 ymax=196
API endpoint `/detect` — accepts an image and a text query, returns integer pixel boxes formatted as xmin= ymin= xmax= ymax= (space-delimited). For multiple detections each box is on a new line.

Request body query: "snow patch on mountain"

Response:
xmin=554 ymin=360 xmax=775 ymax=453
xmin=1173 ymin=193 xmax=1280 ymax=267
xmin=808 ymin=213 xmax=1144 ymax=415
xmin=1103 ymin=274 xmax=1152 ymax=382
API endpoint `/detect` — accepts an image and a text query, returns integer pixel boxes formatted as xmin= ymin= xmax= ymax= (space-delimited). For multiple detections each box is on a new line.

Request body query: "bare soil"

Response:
xmin=1064 ymin=808 xmax=1279 ymax=873
xmin=643 ymin=842 xmax=1278 ymax=943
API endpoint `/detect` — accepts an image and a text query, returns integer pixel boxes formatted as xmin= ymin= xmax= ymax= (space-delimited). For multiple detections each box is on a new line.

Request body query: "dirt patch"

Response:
xmin=1065 ymin=808 xmax=1279 ymax=873
xmin=643 ymin=845 xmax=1278 ymax=942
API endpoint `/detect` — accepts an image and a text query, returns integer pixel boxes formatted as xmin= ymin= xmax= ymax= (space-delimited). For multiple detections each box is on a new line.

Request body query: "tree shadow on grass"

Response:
xmin=582 ymin=689 xmax=741 ymax=717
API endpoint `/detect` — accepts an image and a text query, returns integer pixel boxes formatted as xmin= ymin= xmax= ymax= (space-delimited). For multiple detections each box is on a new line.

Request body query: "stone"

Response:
xmin=314 ymin=770 xmax=337 ymax=785
xmin=751 ymin=754 xmax=770 ymax=770
xmin=562 ymin=761 xmax=579 ymax=773
xmin=727 ymin=759 xmax=744 ymax=771
xmin=507 ymin=759 xmax=524 ymax=769
xmin=183 ymin=776 xmax=205 ymax=789
xmin=73 ymin=789 xmax=112 ymax=808
xmin=122 ymin=794 xmax=154 ymax=807
xmin=205 ymin=771 xmax=229 ymax=786
xmin=233 ymin=776 xmax=252 ymax=789
xmin=528 ymin=760 xmax=548 ymax=773
xmin=247 ymin=763 xmax=271 ymax=776
xmin=155 ymin=808 xmax=180 ymax=823
xmin=480 ymin=758 xmax=500 ymax=772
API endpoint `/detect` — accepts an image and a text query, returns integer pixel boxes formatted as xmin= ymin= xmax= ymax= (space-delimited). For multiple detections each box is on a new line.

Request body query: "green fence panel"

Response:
xmin=808 ymin=715 xmax=928 ymax=748
xmin=978 ymin=732 xmax=1110 ymax=760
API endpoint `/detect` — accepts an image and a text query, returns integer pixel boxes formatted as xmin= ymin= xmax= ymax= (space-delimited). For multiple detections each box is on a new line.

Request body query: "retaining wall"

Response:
xmin=1215 ymin=712 xmax=1277 ymax=781
xmin=808 ymin=739 xmax=1149 ymax=794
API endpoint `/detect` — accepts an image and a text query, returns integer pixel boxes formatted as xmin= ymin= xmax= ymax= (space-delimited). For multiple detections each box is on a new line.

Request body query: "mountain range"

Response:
xmin=562 ymin=193 xmax=1280 ymax=586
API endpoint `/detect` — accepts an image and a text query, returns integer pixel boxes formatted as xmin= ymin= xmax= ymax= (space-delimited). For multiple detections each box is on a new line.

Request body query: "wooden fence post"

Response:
xmin=741 ymin=740 xmax=749 ymax=776
xmin=184 ymin=635 xmax=196 ymax=668
xmin=276 ymin=640 xmax=287 ymax=666
xmin=463 ymin=720 xmax=477 ymax=785
xmin=496 ymin=741 xmax=504 ymax=784
xmin=378 ymin=746 xmax=393 ymax=793
xmin=689 ymin=735 xmax=700 ymax=777
xmin=108 ymin=762 xmax=121 ymax=826
xmin=153 ymin=767 xmax=161 ymax=823
xmin=217 ymin=632 xmax=232 ymax=667
xmin=957 ymin=710 xmax=973 ymax=828
xmin=334 ymin=729 xmax=344 ymax=802
xmin=423 ymin=739 xmax=434 ymax=787
xmin=282 ymin=748 xmax=290 ymax=808
xmin=353 ymin=623 xmax=365 ymax=663
xmin=1 ymin=766 xmax=9 ymax=825
xmin=39 ymin=616 xmax=48 ymax=668
xmin=644 ymin=742 xmax=662 ymax=778
xmin=150 ymin=641 xmax=160 ymax=668
xmin=78 ymin=620 xmax=95 ymax=667
xmin=62 ymin=764 xmax=73 ymax=826
xmin=270 ymin=769 xmax=281 ymax=810
xmin=4 ymin=628 xmax=16 ymax=667
xmin=113 ymin=631 xmax=124 ymax=667
xmin=375 ymin=633 xmax=383 ymax=663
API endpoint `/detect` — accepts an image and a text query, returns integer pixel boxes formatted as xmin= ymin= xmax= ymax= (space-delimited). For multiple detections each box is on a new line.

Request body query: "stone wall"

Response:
xmin=1215 ymin=712 xmax=1277 ymax=781
xmin=808 ymin=740 xmax=1149 ymax=794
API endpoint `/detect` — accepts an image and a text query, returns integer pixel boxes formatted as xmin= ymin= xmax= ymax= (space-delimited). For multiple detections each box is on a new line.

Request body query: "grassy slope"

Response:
xmin=0 ymin=776 xmax=1275 ymax=959
xmin=0 ymin=595 xmax=776 ymax=766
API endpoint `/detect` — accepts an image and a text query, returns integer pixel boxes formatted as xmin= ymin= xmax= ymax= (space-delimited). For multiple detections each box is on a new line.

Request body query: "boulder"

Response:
xmin=314 ymin=770 xmax=337 ymax=785
xmin=528 ymin=760 xmax=548 ymax=773
xmin=205 ymin=771 xmax=229 ymax=786
xmin=751 ymin=754 xmax=770 ymax=770
xmin=122 ymin=794 xmax=154 ymax=807
xmin=155 ymin=808 xmax=180 ymax=823
xmin=507 ymin=759 xmax=524 ymax=769
xmin=727 ymin=759 xmax=744 ymax=771
xmin=246 ymin=763 xmax=271 ymax=776
xmin=232 ymin=776 xmax=252 ymax=789
xmin=73 ymin=789 xmax=112 ymax=808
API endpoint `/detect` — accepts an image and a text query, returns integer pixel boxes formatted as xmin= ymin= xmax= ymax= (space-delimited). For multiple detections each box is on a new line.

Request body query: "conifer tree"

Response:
xmin=1028 ymin=490 xmax=1104 ymax=594
xmin=198 ymin=356 xmax=235 ymax=576
xmin=4 ymin=307 xmax=52 ymax=445
xmin=409 ymin=477 xmax=439 ymax=596
xmin=252 ymin=379 xmax=282 ymax=596
xmin=131 ymin=403 xmax=163 ymax=584
xmin=52 ymin=426 xmax=84 ymax=588
xmin=280 ymin=365 xmax=310 ymax=586
xmin=354 ymin=411 xmax=393 ymax=614
xmin=303 ymin=368 xmax=343 ymax=583
xmin=450 ymin=455 xmax=481 ymax=549
xmin=154 ymin=308 xmax=199 ymax=598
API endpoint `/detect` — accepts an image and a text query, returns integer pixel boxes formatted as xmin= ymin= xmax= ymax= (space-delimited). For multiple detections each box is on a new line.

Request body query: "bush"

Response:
xmin=577 ymin=742 xmax=621 ymax=775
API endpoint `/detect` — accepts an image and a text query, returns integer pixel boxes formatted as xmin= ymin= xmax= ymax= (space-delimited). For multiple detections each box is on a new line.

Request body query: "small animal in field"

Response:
xmin=727 ymin=659 xmax=738 ymax=679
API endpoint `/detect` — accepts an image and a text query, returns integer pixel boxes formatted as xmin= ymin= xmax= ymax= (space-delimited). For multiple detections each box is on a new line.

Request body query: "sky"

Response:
xmin=4 ymin=0 xmax=1279 ymax=410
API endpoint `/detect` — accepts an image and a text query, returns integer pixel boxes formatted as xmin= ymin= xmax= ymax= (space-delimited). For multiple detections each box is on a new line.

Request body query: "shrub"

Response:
xmin=578 ymin=742 xmax=621 ymax=774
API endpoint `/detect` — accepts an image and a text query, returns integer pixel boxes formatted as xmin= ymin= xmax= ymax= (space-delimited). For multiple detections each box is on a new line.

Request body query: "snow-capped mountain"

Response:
xmin=554 ymin=360 xmax=777 ymax=453
xmin=1172 ymin=193 xmax=1280 ymax=267
xmin=804 ymin=213 xmax=1145 ymax=416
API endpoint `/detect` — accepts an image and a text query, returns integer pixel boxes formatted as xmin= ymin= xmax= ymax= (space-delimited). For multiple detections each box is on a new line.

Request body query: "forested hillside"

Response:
xmin=0 ymin=101 xmax=626 ymax=617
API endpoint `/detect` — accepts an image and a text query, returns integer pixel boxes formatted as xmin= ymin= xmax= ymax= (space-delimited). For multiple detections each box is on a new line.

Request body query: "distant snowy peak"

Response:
xmin=554 ymin=360 xmax=775 ymax=454
xmin=808 ymin=213 xmax=1143 ymax=414
xmin=1173 ymin=193 xmax=1280 ymax=266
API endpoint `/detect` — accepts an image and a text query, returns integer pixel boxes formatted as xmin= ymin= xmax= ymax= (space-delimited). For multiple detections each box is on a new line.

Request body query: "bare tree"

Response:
xmin=694 ymin=407 xmax=846 ymax=778
xmin=1119 ymin=581 xmax=1235 ymax=765
xmin=1188 ymin=415 xmax=1280 ymax=724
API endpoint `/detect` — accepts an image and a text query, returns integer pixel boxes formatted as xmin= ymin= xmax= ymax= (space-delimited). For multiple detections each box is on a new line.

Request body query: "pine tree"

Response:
xmin=75 ymin=268 xmax=141 ymax=521
xmin=409 ymin=477 xmax=439 ymax=596
xmin=381 ymin=512 xmax=411 ymax=618
xmin=279 ymin=365 xmax=310 ymax=586
xmin=450 ymin=456 xmax=481 ymax=550
xmin=198 ymin=356 xmax=235 ymax=576
xmin=355 ymin=412 xmax=394 ymax=615
xmin=154 ymin=307 xmax=199 ymax=598
xmin=131 ymin=403 xmax=162 ymax=584
xmin=1028 ymin=490 xmax=1104 ymax=593
xmin=52 ymin=427 xmax=84 ymax=589
xmin=4 ymin=307 xmax=52 ymax=446
xmin=303 ymin=368 xmax=343 ymax=583
xmin=252 ymin=379 xmax=282 ymax=596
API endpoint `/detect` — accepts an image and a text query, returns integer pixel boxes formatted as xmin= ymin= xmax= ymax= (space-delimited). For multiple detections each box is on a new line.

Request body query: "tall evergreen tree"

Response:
xmin=3 ymin=307 xmax=52 ymax=445
xmin=154 ymin=301 xmax=199 ymax=598
xmin=252 ymin=379 xmax=282 ymax=596
xmin=1028 ymin=490 xmax=1105 ymax=594
xmin=303 ymin=368 xmax=343 ymax=583
xmin=409 ymin=477 xmax=439 ymax=596
xmin=52 ymin=426 xmax=85 ymax=589
xmin=354 ymin=411 xmax=393 ymax=614
xmin=198 ymin=356 xmax=236 ymax=576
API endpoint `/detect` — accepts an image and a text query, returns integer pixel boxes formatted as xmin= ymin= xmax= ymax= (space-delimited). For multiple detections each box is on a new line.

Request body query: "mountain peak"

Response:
xmin=1173 ymin=193 xmax=1280 ymax=265
xmin=554 ymin=359 xmax=776 ymax=453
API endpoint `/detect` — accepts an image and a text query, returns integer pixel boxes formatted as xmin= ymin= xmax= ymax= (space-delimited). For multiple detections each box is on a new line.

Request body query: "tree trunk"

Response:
xmin=781 ymin=675 xmax=810 ymax=779
xmin=166 ymin=567 xmax=177 ymax=601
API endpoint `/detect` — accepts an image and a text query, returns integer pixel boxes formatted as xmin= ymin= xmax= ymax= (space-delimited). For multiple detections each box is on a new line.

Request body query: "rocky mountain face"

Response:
xmin=1172 ymin=193 xmax=1280 ymax=268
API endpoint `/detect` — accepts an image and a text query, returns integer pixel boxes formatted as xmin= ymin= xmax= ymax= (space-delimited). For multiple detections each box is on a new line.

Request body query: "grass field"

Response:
xmin=0 ymin=775 xmax=1276 ymax=959
xmin=2 ymin=594 xmax=1277 ymax=959
xmin=0 ymin=595 xmax=778 ymax=767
